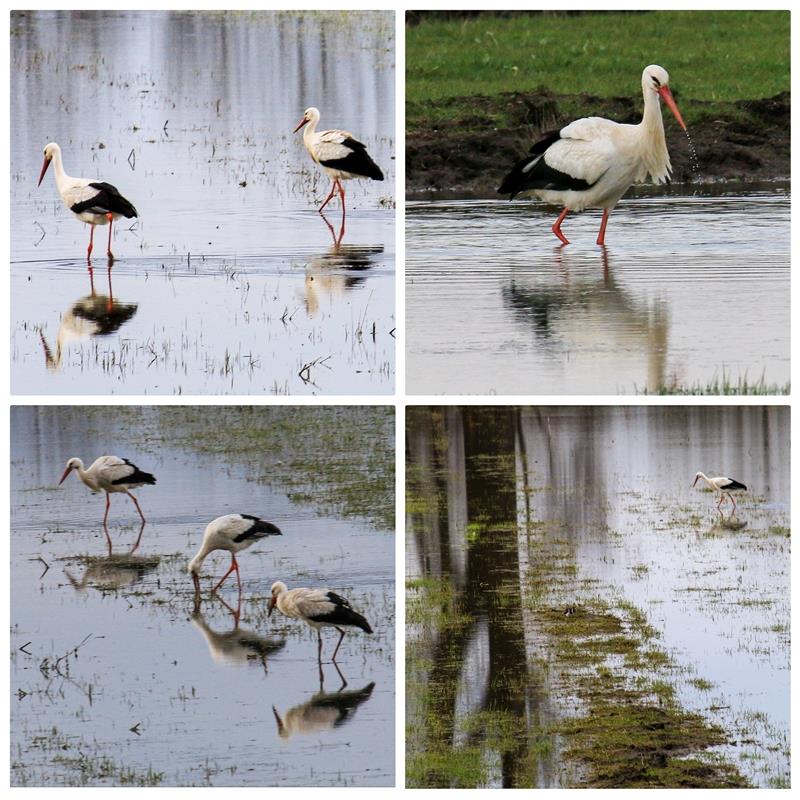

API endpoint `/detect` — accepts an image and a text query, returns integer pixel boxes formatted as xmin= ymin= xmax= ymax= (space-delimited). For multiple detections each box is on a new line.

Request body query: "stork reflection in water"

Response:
xmin=272 ymin=670 xmax=375 ymax=738
xmin=40 ymin=266 xmax=137 ymax=371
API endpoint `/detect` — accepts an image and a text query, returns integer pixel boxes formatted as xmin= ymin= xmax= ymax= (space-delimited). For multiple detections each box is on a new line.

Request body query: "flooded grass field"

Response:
xmin=406 ymin=187 xmax=789 ymax=395
xmin=406 ymin=406 xmax=789 ymax=788
xmin=11 ymin=10 xmax=395 ymax=395
xmin=11 ymin=406 xmax=395 ymax=786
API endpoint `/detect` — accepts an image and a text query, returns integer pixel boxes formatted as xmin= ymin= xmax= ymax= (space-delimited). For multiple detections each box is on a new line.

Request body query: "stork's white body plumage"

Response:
xmin=499 ymin=65 xmax=687 ymax=245
xmin=58 ymin=455 xmax=156 ymax=525
xmin=38 ymin=142 xmax=138 ymax=259
xmin=692 ymin=472 xmax=748 ymax=516
xmin=294 ymin=107 xmax=384 ymax=215
xmin=188 ymin=513 xmax=282 ymax=594
xmin=268 ymin=580 xmax=373 ymax=661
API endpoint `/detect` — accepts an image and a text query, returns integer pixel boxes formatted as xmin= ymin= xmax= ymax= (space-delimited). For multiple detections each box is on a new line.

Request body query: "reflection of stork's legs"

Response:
xmin=87 ymin=263 xmax=96 ymax=295
xmin=214 ymin=590 xmax=242 ymax=625
xmin=129 ymin=520 xmax=146 ymax=554
xmin=319 ymin=210 xmax=345 ymax=248
xmin=331 ymin=658 xmax=348 ymax=689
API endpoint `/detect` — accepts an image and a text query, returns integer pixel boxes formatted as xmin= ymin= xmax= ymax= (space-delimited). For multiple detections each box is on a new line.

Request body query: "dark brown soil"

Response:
xmin=406 ymin=90 xmax=789 ymax=195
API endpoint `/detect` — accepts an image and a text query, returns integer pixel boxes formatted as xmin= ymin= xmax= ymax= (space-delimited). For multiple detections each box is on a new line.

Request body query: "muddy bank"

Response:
xmin=406 ymin=90 xmax=789 ymax=195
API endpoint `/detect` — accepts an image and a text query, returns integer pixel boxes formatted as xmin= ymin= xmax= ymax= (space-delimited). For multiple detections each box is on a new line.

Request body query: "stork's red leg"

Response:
xmin=319 ymin=182 xmax=338 ymax=213
xmin=331 ymin=626 xmax=347 ymax=662
xmin=338 ymin=179 xmax=346 ymax=214
xmin=103 ymin=492 xmax=111 ymax=525
xmin=212 ymin=554 xmax=238 ymax=593
xmin=317 ymin=630 xmax=323 ymax=662
xmin=552 ymin=208 xmax=570 ymax=245
xmin=717 ymin=494 xmax=725 ymax=516
xmin=87 ymin=225 xmax=95 ymax=260
xmin=596 ymin=209 xmax=611 ymax=246
xmin=125 ymin=490 xmax=146 ymax=523
xmin=729 ymin=493 xmax=737 ymax=515
xmin=106 ymin=213 xmax=114 ymax=260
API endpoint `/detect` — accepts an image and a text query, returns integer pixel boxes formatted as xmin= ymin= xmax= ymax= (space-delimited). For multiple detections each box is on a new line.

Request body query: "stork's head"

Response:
xmin=643 ymin=65 xmax=686 ymax=130
xmin=58 ymin=457 xmax=82 ymax=485
xmin=38 ymin=142 xmax=60 ymax=187
xmin=293 ymin=107 xmax=320 ymax=133
xmin=691 ymin=472 xmax=703 ymax=487
xmin=268 ymin=580 xmax=288 ymax=617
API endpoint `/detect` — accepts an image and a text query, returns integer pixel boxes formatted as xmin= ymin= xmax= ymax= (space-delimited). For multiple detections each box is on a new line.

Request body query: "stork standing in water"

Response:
xmin=692 ymin=472 xmax=748 ymax=517
xmin=268 ymin=581 xmax=373 ymax=662
xmin=498 ymin=65 xmax=687 ymax=245
xmin=188 ymin=514 xmax=282 ymax=595
xmin=293 ymin=107 xmax=384 ymax=218
xmin=58 ymin=455 xmax=156 ymax=525
xmin=37 ymin=142 xmax=138 ymax=261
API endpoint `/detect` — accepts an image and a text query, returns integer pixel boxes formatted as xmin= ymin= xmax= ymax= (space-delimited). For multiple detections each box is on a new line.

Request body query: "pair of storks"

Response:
xmin=57 ymin=455 xmax=372 ymax=662
xmin=37 ymin=107 xmax=384 ymax=261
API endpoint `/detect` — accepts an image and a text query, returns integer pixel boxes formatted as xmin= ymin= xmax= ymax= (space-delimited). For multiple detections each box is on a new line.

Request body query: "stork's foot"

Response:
xmin=551 ymin=226 xmax=570 ymax=246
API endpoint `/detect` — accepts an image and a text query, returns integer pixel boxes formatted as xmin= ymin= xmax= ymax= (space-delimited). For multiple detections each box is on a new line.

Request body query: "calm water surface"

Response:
xmin=11 ymin=407 xmax=395 ymax=786
xmin=11 ymin=10 xmax=395 ymax=395
xmin=406 ymin=191 xmax=789 ymax=395
xmin=407 ymin=406 xmax=789 ymax=788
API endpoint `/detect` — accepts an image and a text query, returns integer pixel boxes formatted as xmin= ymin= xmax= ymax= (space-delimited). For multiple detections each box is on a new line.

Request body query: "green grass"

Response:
xmin=643 ymin=373 xmax=790 ymax=396
xmin=407 ymin=11 xmax=789 ymax=127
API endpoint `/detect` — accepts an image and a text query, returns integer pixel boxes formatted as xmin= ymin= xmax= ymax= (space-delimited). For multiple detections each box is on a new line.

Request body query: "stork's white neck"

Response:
xmin=47 ymin=145 xmax=75 ymax=194
xmin=695 ymin=472 xmax=716 ymax=490
xmin=303 ymin=112 xmax=320 ymax=149
xmin=638 ymin=84 xmax=671 ymax=184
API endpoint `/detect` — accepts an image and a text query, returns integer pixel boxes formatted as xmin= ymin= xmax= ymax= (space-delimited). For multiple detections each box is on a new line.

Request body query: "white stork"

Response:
xmin=188 ymin=514 xmax=282 ymax=594
xmin=37 ymin=142 xmax=138 ymax=261
xmin=268 ymin=581 xmax=373 ymax=662
xmin=692 ymin=472 xmax=748 ymax=516
xmin=498 ymin=65 xmax=687 ymax=246
xmin=58 ymin=455 xmax=156 ymax=525
xmin=293 ymin=107 xmax=384 ymax=216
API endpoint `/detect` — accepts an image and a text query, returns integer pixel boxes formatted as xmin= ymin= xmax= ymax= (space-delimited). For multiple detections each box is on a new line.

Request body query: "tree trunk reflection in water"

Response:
xmin=408 ymin=407 xmax=554 ymax=788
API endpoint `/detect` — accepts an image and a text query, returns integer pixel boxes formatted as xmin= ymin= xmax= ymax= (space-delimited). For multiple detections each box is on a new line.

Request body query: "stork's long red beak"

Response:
xmin=58 ymin=466 xmax=72 ymax=485
xmin=37 ymin=156 xmax=52 ymax=187
xmin=658 ymin=85 xmax=687 ymax=131
xmin=293 ymin=116 xmax=309 ymax=133
xmin=268 ymin=596 xmax=276 ymax=617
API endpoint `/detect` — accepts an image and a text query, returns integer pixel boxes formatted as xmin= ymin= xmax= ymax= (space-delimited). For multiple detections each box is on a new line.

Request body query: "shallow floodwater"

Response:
xmin=406 ymin=190 xmax=789 ymax=395
xmin=11 ymin=407 xmax=395 ymax=786
xmin=11 ymin=11 xmax=395 ymax=395
xmin=407 ymin=406 xmax=789 ymax=788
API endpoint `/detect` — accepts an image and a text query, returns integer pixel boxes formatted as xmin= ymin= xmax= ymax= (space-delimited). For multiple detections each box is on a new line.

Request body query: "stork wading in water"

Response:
xmin=37 ymin=142 xmax=138 ymax=261
xmin=692 ymin=472 xmax=748 ymax=517
xmin=293 ymin=107 xmax=384 ymax=219
xmin=268 ymin=581 xmax=373 ymax=662
xmin=498 ymin=65 xmax=687 ymax=246
xmin=58 ymin=456 xmax=156 ymax=526
xmin=188 ymin=514 xmax=282 ymax=596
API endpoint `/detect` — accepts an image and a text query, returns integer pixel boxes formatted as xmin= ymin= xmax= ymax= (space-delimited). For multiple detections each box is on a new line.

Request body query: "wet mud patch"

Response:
xmin=407 ymin=90 xmax=789 ymax=194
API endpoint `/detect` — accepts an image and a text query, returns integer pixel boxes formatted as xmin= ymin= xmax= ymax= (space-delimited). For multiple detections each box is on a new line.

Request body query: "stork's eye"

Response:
xmin=652 ymin=76 xmax=661 ymax=87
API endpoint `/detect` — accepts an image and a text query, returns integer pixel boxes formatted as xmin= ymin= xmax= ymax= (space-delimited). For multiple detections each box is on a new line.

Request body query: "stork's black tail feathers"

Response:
xmin=115 ymin=458 xmax=156 ymax=485
xmin=315 ymin=592 xmax=373 ymax=633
